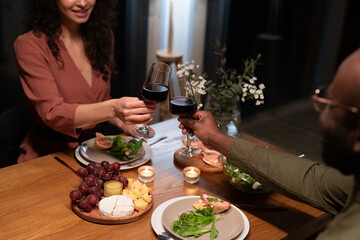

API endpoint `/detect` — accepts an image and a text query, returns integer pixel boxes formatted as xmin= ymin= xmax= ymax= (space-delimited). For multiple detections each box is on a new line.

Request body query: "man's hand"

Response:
xmin=178 ymin=111 xmax=234 ymax=154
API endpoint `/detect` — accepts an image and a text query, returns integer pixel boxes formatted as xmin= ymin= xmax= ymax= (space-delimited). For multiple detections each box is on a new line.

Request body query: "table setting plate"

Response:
xmin=151 ymin=196 xmax=250 ymax=240
xmin=80 ymin=136 xmax=144 ymax=164
xmin=75 ymin=136 xmax=152 ymax=170
xmin=71 ymin=196 xmax=153 ymax=224
xmin=173 ymin=149 xmax=223 ymax=173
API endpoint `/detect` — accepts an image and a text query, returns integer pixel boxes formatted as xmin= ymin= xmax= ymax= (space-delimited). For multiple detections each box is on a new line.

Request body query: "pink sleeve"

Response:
xmin=14 ymin=33 xmax=79 ymax=138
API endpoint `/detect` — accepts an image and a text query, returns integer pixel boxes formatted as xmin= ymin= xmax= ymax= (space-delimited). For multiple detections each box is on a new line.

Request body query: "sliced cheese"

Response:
xmin=99 ymin=195 xmax=134 ymax=217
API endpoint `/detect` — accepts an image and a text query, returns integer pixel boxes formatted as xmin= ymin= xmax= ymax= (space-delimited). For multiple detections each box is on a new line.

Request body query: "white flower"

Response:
xmin=177 ymin=59 xmax=208 ymax=107
xmin=259 ymin=83 xmax=265 ymax=89
xmin=241 ymin=97 xmax=245 ymax=102
xmin=249 ymin=89 xmax=255 ymax=94
xmin=255 ymin=100 xmax=264 ymax=105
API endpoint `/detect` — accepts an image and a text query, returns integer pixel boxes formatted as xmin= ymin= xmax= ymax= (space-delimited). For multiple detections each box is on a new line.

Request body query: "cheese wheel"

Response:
xmin=99 ymin=195 xmax=134 ymax=217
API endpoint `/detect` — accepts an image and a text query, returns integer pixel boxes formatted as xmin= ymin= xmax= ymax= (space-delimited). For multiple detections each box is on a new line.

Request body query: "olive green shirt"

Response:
xmin=228 ymin=138 xmax=359 ymax=239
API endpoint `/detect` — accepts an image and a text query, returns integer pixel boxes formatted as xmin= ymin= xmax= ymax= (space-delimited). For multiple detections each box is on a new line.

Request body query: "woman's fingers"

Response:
xmin=114 ymin=97 xmax=159 ymax=124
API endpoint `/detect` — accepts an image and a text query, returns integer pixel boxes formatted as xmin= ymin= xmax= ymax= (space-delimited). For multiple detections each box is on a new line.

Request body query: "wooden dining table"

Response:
xmin=0 ymin=117 xmax=331 ymax=240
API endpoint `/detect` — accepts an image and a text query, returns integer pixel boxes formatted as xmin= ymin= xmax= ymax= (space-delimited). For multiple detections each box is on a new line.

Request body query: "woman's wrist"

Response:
xmin=108 ymin=99 xmax=118 ymax=118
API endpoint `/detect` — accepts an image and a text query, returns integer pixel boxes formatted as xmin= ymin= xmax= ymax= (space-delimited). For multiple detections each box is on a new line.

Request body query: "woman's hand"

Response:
xmin=74 ymin=97 xmax=158 ymax=130
xmin=114 ymin=97 xmax=158 ymax=125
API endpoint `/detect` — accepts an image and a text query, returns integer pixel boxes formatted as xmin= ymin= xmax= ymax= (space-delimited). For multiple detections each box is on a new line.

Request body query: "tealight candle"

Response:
xmin=104 ymin=180 xmax=123 ymax=197
xmin=138 ymin=165 xmax=155 ymax=183
xmin=183 ymin=166 xmax=201 ymax=184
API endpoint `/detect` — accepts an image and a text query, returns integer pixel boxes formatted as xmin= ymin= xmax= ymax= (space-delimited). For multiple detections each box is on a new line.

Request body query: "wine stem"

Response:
xmin=186 ymin=133 xmax=192 ymax=152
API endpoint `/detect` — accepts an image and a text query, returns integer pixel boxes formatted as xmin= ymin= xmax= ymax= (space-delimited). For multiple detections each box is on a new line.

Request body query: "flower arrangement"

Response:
xmin=176 ymin=60 xmax=207 ymax=109
xmin=206 ymin=44 xmax=265 ymax=106
xmin=176 ymin=43 xmax=265 ymax=133
xmin=205 ymin=43 xmax=264 ymax=132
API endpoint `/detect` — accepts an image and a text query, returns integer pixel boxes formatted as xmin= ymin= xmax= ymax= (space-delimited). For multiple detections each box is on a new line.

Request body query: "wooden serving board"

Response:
xmin=71 ymin=198 xmax=153 ymax=224
xmin=173 ymin=148 xmax=223 ymax=173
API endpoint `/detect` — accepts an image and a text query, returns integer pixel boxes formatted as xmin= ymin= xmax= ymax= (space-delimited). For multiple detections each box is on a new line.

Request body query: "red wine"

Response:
xmin=169 ymin=97 xmax=197 ymax=115
xmin=141 ymin=84 xmax=169 ymax=102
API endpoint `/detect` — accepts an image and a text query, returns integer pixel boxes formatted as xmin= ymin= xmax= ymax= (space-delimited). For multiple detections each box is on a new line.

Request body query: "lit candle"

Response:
xmin=104 ymin=180 xmax=123 ymax=197
xmin=183 ymin=166 xmax=200 ymax=184
xmin=167 ymin=0 xmax=173 ymax=53
xmin=138 ymin=166 xmax=155 ymax=183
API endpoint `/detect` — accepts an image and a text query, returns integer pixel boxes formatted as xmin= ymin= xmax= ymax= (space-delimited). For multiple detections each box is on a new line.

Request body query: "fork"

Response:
xmin=157 ymin=232 xmax=171 ymax=240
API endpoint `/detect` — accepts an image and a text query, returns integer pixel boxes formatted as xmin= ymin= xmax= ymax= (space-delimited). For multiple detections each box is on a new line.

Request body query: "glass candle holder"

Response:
xmin=104 ymin=180 xmax=123 ymax=197
xmin=183 ymin=166 xmax=201 ymax=184
xmin=138 ymin=165 xmax=155 ymax=183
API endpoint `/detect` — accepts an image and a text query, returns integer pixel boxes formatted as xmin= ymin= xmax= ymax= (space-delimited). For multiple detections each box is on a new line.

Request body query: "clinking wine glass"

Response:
xmin=169 ymin=76 xmax=202 ymax=157
xmin=132 ymin=62 xmax=172 ymax=139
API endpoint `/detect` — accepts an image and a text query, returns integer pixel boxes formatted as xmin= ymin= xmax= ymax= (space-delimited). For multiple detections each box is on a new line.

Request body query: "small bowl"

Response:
xmin=223 ymin=162 xmax=269 ymax=194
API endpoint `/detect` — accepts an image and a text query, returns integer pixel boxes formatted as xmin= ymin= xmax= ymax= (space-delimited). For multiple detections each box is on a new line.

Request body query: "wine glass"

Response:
xmin=169 ymin=76 xmax=202 ymax=157
xmin=132 ymin=62 xmax=172 ymax=139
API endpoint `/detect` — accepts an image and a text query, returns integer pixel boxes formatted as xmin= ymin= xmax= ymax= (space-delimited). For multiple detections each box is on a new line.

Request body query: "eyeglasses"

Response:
xmin=312 ymin=86 xmax=359 ymax=116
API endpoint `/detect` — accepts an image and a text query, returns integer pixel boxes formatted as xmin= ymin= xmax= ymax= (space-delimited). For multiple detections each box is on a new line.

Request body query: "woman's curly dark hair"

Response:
xmin=25 ymin=0 xmax=118 ymax=81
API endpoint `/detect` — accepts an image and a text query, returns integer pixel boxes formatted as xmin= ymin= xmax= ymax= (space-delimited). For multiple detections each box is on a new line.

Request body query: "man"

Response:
xmin=178 ymin=49 xmax=360 ymax=239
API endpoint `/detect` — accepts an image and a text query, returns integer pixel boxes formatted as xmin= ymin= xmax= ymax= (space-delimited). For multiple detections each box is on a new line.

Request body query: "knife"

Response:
xmin=54 ymin=156 xmax=78 ymax=175
xmin=148 ymin=136 xmax=167 ymax=146
xmin=234 ymin=203 xmax=287 ymax=211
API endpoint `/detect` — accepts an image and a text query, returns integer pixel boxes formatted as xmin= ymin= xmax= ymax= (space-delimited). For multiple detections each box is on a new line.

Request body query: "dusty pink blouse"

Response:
xmin=14 ymin=30 xmax=111 ymax=162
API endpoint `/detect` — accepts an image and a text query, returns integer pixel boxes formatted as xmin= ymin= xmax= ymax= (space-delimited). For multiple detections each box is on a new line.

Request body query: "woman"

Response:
xmin=14 ymin=0 xmax=157 ymax=162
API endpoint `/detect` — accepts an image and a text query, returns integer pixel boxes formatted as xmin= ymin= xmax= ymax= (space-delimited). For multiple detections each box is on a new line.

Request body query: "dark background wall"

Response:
xmin=204 ymin=0 xmax=358 ymax=117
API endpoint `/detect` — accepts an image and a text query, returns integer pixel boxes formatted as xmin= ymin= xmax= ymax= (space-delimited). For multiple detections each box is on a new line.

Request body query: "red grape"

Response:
xmin=111 ymin=162 xmax=121 ymax=171
xmin=76 ymin=168 xmax=88 ymax=178
xmin=87 ymin=194 xmax=99 ymax=206
xmin=102 ymin=172 xmax=112 ymax=181
xmin=95 ymin=179 xmax=104 ymax=189
xmin=93 ymin=162 xmax=101 ymax=170
xmin=113 ymin=175 xmax=128 ymax=188
xmin=78 ymin=182 xmax=89 ymax=195
xmin=86 ymin=164 xmax=95 ymax=174
xmin=101 ymin=161 xmax=111 ymax=171
xmin=98 ymin=188 xmax=104 ymax=198
xmin=69 ymin=190 xmax=82 ymax=202
xmin=92 ymin=169 xmax=99 ymax=177
xmin=98 ymin=167 xmax=106 ymax=177
xmin=85 ymin=174 xmax=96 ymax=187
xmin=84 ymin=206 xmax=92 ymax=212
xmin=78 ymin=198 xmax=91 ymax=209
xmin=89 ymin=186 xmax=99 ymax=195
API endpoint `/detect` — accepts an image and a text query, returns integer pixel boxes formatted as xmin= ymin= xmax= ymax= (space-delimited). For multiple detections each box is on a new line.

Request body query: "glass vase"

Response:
xmin=206 ymin=96 xmax=241 ymax=137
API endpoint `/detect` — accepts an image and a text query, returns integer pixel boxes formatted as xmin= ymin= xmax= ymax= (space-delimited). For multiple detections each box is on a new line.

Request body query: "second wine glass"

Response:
xmin=169 ymin=76 xmax=202 ymax=157
xmin=132 ymin=62 xmax=172 ymax=139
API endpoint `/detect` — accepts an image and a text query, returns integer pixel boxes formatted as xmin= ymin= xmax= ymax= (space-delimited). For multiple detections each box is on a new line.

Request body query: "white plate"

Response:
xmin=79 ymin=136 xmax=145 ymax=164
xmin=75 ymin=140 xmax=152 ymax=170
xmin=151 ymin=196 xmax=250 ymax=240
